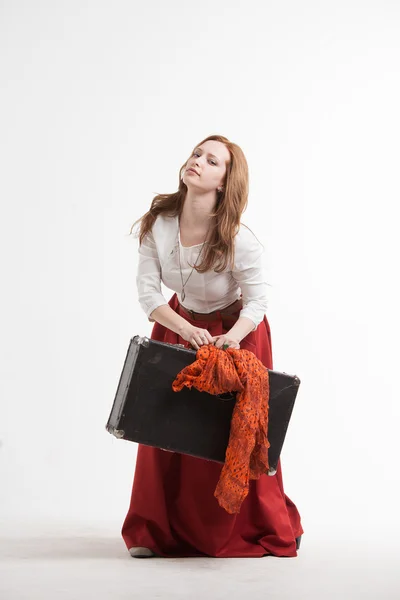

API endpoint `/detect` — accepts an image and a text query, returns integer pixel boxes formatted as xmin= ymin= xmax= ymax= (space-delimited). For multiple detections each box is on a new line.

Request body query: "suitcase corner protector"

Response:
xmin=135 ymin=335 xmax=150 ymax=347
xmin=106 ymin=425 xmax=125 ymax=439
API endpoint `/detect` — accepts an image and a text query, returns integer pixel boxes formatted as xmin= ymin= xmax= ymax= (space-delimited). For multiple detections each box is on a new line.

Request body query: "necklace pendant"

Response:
xmin=181 ymin=289 xmax=186 ymax=301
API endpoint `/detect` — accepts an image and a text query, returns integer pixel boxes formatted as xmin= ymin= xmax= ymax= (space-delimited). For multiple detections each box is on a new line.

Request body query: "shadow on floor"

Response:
xmin=0 ymin=537 xmax=127 ymax=560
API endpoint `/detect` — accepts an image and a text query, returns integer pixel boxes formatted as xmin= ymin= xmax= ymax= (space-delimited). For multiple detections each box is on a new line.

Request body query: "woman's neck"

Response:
xmin=180 ymin=190 xmax=217 ymax=230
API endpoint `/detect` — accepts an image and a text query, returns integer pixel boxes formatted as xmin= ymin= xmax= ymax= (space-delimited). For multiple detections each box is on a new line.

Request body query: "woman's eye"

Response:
xmin=193 ymin=152 xmax=216 ymax=165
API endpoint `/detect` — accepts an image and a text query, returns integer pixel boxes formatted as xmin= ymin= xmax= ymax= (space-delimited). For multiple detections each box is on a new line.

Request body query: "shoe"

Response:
xmin=295 ymin=535 xmax=302 ymax=550
xmin=129 ymin=546 xmax=156 ymax=558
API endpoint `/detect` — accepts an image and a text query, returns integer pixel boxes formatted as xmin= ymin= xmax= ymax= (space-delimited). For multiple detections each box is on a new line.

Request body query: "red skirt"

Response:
xmin=121 ymin=293 xmax=304 ymax=558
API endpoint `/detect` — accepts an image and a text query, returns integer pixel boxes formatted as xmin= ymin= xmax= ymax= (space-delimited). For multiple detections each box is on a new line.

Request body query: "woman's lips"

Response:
xmin=187 ymin=168 xmax=199 ymax=175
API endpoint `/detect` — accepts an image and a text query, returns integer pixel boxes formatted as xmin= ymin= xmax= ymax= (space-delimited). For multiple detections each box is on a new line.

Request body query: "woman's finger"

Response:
xmin=204 ymin=330 xmax=214 ymax=343
xmin=195 ymin=331 xmax=212 ymax=346
xmin=191 ymin=338 xmax=200 ymax=350
xmin=195 ymin=330 xmax=212 ymax=344
xmin=194 ymin=334 xmax=205 ymax=346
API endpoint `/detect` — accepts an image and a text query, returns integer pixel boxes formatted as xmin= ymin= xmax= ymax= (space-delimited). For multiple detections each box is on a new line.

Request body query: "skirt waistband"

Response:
xmin=178 ymin=297 xmax=243 ymax=321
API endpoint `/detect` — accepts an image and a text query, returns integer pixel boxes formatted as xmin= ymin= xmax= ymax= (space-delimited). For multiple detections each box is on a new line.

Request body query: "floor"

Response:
xmin=0 ymin=527 xmax=398 ymax=600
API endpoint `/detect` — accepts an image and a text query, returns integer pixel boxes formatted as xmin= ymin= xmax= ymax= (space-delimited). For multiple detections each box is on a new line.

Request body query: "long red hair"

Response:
xmin=129 ymin=134 xmax=250 ymax=273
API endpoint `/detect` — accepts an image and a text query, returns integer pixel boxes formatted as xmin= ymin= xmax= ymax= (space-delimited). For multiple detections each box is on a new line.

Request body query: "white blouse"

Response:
xmin=136 ymin=213 xmax=270 ymax=331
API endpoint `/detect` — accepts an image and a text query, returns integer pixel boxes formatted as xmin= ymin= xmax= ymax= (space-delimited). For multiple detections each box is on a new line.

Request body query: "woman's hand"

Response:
xmin=211 ymin=334 xmax=240 ymax=350
xmin=179 ymin=323 xmax=215 ymax=350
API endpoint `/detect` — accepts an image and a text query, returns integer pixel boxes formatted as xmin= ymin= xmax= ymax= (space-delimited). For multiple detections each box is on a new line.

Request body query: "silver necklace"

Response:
xmin=178 ymin=217 xmax=211 ymax=302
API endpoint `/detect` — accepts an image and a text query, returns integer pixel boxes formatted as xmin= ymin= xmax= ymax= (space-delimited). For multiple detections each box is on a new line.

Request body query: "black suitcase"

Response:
xmin=106 ymin=336 xmax=301 ymax=475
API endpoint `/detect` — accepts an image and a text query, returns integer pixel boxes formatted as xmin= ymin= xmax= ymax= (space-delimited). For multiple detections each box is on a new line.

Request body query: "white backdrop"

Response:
xmin=1 ymin=0 xmax=399 ymax=545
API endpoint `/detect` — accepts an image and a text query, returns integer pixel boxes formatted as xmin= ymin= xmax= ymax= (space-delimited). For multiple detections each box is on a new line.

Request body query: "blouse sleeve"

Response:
xmin=232 ymin=227 xmax=269 ymax=331
xmin=136 ymin=228 xmax=169 ymax=322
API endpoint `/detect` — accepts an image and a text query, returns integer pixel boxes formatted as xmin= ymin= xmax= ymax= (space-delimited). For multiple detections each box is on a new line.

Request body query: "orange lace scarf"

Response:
xmin=172 ymin=345 xmax=270 ymax=514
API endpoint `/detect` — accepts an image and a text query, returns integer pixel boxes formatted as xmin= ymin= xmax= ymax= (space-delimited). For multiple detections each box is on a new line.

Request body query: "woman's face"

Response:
xmin=182 ymin=140 xmax=231 ymax=194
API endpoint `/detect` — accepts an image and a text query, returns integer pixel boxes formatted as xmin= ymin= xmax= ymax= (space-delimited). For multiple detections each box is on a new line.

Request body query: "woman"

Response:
xmin=122 ymin=134 xmax=304 ymax=558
